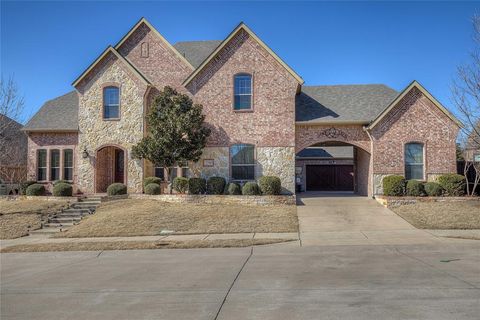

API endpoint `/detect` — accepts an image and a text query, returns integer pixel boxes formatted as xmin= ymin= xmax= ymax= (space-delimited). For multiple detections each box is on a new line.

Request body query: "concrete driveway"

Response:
xmin=297 ymin=193 xmax=442 ymax=246
xmin=2 ymin=243 xmax=479 ymax=320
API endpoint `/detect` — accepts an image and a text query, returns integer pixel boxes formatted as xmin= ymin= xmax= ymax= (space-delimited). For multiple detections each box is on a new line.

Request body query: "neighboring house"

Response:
xmin=22 ymin=18 xmax=462 ymax=196
xmin=0 ymin=114 xmax=27 ymax=184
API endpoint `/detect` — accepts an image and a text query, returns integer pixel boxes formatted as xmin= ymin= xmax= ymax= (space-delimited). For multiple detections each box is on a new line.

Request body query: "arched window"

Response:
xmin=103 ymin=86 xmax=120 ymax=119
xmin=230 ymin=144 xmax=255 ymax=180
xmin=233 ymin=74 xmax=252 ymax=110
xmin=405 ymin=143 xmax=424 ymax=180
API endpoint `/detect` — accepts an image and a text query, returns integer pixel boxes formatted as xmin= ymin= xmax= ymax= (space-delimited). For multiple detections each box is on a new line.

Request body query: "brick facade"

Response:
xmin=25 ymin=20 xmax=460 ymax=197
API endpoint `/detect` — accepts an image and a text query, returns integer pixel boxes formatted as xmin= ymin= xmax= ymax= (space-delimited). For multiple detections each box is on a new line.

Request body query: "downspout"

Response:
xmin=363 ymin=125 xmax=375 ymax=198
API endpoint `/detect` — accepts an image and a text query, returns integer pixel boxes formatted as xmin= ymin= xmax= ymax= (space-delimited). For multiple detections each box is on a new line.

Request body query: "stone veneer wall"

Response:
xmin=75 ymin=52 xmax=148 ymax=194
xmin=256 ymin=147 xmax=295 ymax=194
xmin=370 ymin=87 xmax=460 ymax=195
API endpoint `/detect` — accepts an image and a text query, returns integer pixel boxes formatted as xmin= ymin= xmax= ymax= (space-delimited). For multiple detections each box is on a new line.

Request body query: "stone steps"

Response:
xmin=29 ymin=196 xmax=102 ymax=236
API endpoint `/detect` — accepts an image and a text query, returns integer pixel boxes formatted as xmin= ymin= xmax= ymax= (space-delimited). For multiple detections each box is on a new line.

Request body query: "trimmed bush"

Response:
xmin=143 ymin=176 xmax=162 ymax=188
xmin=20 ymin=180 xmax=36 ymax=195
xmin=242 ymin=182 xmax=261 ymax=195
xmin=107 ymin=183 xmax=127 ymax=196
xmin=145 ymin=183 xmax=161 ymax=195
xmin=188 ymin=178 xmax=206 ymax=195
xmin=53 ymin=180 xmax=71 ymax=186
xmin=406 ymin=180 xmax=425 ymax=197
xmin=226 ymin=182 xmax=242 ymax=195
xmin=258 ymin=176 xmax=282 ymax=195
xmin=173 ymin=177 xmax=188 ymax=194
xmin=437 ymin=174 xmax=466 ymax=196
xmin=424 ymin=182 xmax=443 ymax=197
xmin=53 ymin=182 xmax=73 ymax=197
xmin=382 ymin=175 xmax=405 ymax=196
xmin=26 ymin=184 xmax=45 ymax=196
xmin=207 ymin=177 xmax=226 ymax=195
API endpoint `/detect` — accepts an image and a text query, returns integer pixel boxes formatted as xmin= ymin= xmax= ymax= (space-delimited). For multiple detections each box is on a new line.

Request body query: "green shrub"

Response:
xmin=242 ymin=182 xmax=261 ymax=195
xmin=226 ymin=182 xmax=242 ymax=195
xmin=20 ymin=180 xmax=36 ymax=195
xmin=145 ymin=183 xmax=161 ymax=195
xmin=207 ymin=177 xmax=226 ymax=195
xmin=107 ymin=183 xmax=127 ymax=196
xmin=258 ymin=176 xmax=282 ymax=195
xmin=188 ymin=178 xmax=206 ymax=195
xmin=406 ymin=180 xmax=425 ymax=197
xmin=26 ymin=184 xmax=45 ymax=196
xmin=382 ymin=175 xmax=405 ymax=196
xmin=53 ymin=180 xmax=71 ymax=186
xmin=424 ymin=182 xmax=443 ymax=197
xmin=53 ymin=182 xmax=73 ymax=197
xmin=437 ymin=174 xmax=466 ymax=196
xmin=173 ymin=177 xmax=188 ymax=194
xmin=143 ymin=177 xmax=162 ymax=188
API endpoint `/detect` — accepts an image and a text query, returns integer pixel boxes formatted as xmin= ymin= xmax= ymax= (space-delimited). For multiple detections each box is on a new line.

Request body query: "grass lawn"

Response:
xmin=0 ymin=200 xmax=69 ymax=239
xmin=0 ymin=238 xmax=292 ymax=253
xmin=390 ymin=200 xmax=480 ymax=229
xmin=58 ymin=199 xmax=298 ymax=238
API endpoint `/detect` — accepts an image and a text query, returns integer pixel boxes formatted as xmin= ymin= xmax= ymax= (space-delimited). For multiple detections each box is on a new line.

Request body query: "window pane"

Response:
xmin=64 ymin=168 xmax=73 ymax=181
xmin=38 ymin=168 xmax=47 ymax=181
xmin=50 ymin=150 xmax=60 ymax=167
xmin=37 ymin=149 xmax=47 ymax=167
xmin=104 ymin=105 xmax=119 ymax=119
xmin=231 ymin=144 xmax=254 ymax=164
xmin=405 ymin=143 xmax=423 ymax=164
xmin=63 ymin=149 xmax=73 ymax=167
xmin=234 ymin=74 xmax=252 ymax=110
xmin=406 ymin=164 xmax=423 ymax=180
xmin=104 ymin=87 xmax=119 ymax=105
xmin=51 ymin=168 xmax=60 ymax=181
xmin=154 ymin=167 xmax=164 ymax=180
xmin=234 ymin=95 xmax=251 ymax=110
xmin=103 ymin=87 xmax=119 ymax=119
xmin=232 ymin=166 xmax=254 ymax=180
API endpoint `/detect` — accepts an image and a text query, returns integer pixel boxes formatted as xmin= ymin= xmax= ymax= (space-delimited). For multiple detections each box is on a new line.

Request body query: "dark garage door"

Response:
xmin=306 ymin=165 xmax=354 ymax=191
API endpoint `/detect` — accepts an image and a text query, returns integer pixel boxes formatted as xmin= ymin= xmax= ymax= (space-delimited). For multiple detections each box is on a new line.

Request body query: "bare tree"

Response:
xmin=0 ymin=75 xmax=27 ymax=184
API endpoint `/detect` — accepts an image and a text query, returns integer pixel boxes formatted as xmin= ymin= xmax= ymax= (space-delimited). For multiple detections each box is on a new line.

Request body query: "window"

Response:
xmin=230 ymin=144 xmax=255 ymax=180
xmin=154 ymin=167 xmax=165 ymax=180
xmin=50 ymin=149 xmax=60 ymax=181
xmin=233 ymin=74 xmax=252 ymax=110
xmin=63 ymin=149 xmax=73 ymax=181
xmin=405 ymin=143 xmax=424 ymax=180
xmin=103 ymin=86 xmax=120 ymax=119
xmin=37 ymin=149 xmax=47 ymax=181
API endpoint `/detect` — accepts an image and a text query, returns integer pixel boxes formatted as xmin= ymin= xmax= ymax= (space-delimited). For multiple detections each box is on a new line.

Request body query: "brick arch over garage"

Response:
xmin=295 ymin=125 xmax=373 ymax=196
xmin=295 ymin=125 xmax=371 ymax=154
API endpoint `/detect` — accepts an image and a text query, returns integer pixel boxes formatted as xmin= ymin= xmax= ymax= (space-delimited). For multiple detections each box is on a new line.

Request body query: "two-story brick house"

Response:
xmin=23 ymin=18 xmax=461 ymax=197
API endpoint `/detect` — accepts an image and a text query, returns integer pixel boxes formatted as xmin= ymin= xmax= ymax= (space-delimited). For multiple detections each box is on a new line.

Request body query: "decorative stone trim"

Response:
xmin=375 ymin=195 xmax=480 ymax=208
xmin=0 ymin=195 xmax=78 ymax=202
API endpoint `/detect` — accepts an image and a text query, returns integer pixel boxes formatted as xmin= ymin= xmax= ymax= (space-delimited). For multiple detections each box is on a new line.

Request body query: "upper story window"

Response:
xmin=230 ymin=144 xmax=255 ymax=180
xmin=103 ymin=86 xmax=120 ymax=119
xmin=405 ymin=143 xmax=424 ymax=180
xmin=233 ymin=74 xmax=252 ymax=110
xmin=37 ymin=149 xmax=47 ymax=181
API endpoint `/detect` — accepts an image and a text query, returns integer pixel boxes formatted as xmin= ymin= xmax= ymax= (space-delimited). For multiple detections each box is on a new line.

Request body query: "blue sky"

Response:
xmin=1 ymin=1 xmax=479 ymax=123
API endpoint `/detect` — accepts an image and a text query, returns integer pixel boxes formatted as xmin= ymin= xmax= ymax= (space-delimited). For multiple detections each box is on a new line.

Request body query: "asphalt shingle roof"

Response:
xmin=296 ymin=84 xmax=398 ymax=124
xmin=173 ymin=40 xmax=222 ymax=68
xmin=23 ymin=91 xmax=78 ymax=131
xmin=296 ymin=146 xmax=354 ymax=158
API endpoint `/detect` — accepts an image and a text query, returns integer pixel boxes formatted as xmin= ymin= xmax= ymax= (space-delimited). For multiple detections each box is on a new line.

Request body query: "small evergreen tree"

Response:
xmin=132 ymin=86 xmax=210 ymax=193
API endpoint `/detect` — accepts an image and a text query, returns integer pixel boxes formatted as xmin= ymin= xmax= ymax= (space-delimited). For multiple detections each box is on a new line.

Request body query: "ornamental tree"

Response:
xmin=132 ymin=86 xmax=210 ymax=193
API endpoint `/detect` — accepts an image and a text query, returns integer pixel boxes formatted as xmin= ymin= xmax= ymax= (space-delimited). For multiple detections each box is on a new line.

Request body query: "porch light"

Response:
xmin=82 ymin=148 xmax=89 ymax=159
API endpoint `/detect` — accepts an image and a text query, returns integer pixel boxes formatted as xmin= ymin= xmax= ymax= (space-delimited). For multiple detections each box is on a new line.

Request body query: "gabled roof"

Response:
xmin=72 ymin=46 xmax=151 ymax=87
xmin=173 ymin=40 xmax=222 ymax=68
xmin=296 ymin=84 xmax=398 ymax=124
xmin=115 ymin=17 xmax=194 ymax=70
xmin=182 ymin=22 xmax=304 ymax=86
xmin=23 ymin=91 xmax=78 ymax=132
xmin=368 ymin=80 xmax=462 ymax=129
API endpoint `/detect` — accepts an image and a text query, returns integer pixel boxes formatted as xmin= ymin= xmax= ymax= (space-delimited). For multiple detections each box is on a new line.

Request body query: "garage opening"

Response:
xmin=295 ymin=142 xmax=370 ymax=195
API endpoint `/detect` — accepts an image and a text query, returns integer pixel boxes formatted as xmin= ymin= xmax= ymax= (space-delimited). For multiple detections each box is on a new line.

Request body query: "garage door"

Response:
xmin=306 ymin=165 xmax=354 ymax=191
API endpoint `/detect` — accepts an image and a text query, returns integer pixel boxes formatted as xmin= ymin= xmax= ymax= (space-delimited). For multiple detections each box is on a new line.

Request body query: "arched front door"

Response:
xmin=95 ymin=146 xmax=126 ymax=193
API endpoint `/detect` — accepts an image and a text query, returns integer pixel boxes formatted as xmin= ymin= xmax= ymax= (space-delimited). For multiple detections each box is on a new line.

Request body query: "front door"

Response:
xmin=96 ymin=146 xmax=125 ymax=193
xmin=306 ymin=165 xmax=354 ymax=191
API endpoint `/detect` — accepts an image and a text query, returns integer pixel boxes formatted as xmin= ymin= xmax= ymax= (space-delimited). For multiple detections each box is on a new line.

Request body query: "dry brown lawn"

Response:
xmin=58 ymin=199 xmax=298 ymax=238
xmin=0 ymin=200 xmax=70 ymax=239
xmin=391 ymin=201 xmax=480 ymax=229
xmin=0 ymin=239 xmax=291 ymax=253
